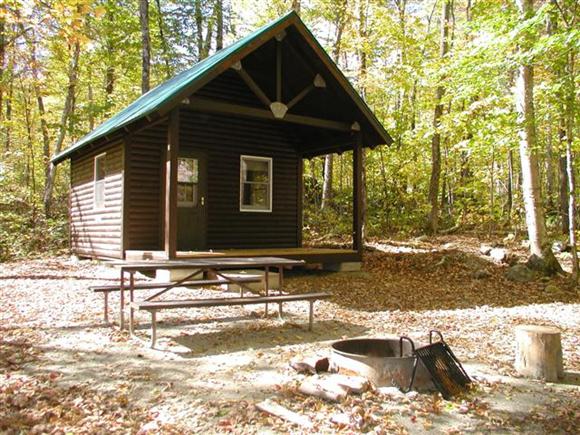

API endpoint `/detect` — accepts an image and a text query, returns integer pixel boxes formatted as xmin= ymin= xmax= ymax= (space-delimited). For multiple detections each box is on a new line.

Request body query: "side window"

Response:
xmin=240 ymin=155 xmax=272 ymax=212
xmin=94 ymin=153 xmax=106 ymax=209
xmin=177 ymin=158 xmax=199 ymax=207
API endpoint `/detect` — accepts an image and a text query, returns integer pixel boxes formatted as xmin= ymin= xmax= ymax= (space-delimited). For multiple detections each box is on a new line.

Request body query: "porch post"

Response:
xmin=297 ymin=157 xmax=304 ymax=247
xmin=164 ymin=109 xmax=179 ymax=259
xmin=353 ymin=133 xmax=363 ymax=252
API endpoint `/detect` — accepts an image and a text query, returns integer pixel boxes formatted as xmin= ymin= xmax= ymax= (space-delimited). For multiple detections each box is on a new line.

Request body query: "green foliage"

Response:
xmin=0 ymin=0 xmax=578 ymax=260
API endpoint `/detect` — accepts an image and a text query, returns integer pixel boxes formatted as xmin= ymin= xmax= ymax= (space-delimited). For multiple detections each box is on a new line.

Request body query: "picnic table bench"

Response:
xmin=91 ymin=276 xmax=262 ymax=323
xmin=130 ymin=292 xmax=331 ymax=347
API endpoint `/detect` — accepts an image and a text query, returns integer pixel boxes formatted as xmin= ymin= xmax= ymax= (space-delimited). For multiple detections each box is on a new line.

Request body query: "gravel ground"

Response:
xmin=1 ymin=236 xmax=579 ymax=433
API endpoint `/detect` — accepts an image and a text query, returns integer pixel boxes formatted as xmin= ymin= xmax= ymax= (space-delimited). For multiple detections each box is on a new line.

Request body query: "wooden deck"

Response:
xmin=125 ymin=247 xmax=360 ymax=264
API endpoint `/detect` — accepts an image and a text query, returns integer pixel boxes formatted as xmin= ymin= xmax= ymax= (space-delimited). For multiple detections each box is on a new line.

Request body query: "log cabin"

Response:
xmin=52 ymin=11 xmax=393 ymax=267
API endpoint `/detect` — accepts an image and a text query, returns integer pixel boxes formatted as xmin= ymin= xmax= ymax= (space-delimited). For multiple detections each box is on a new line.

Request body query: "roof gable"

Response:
xmin=53 ymin=11 xmax=391 ymax=164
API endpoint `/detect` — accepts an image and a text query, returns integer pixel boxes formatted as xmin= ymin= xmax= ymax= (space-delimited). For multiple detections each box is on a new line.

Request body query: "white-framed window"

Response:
xmin=240 ymin=155 xmax=272 ymax=212
xmin=94 ymin=153 xmax=106 ymax=209
xmin=177 ymin=158 xmax=199 ymax=207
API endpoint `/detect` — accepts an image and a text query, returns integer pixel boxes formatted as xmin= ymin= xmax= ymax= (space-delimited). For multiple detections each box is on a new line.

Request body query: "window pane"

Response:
xmin=240 ymin=156 xmax=271 ymax=211
xmin=177 ymin=183 xmax=193 ymax=203
xmin=178 ymin=158 xmax=198 ymax=183
xmin=243 ymin=159 xmax=269 ymax=182
xmin=242 ymin=184 xmax=269 ymax=208
xmin=95 ymin=155 xmax=106 ymax=181
xmin=95 ymin=180 xmax=105 ymax=208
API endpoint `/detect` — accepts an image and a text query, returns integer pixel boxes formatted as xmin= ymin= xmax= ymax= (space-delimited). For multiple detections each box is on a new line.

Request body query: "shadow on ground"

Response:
xmin=172 ymin=319 xmax=366 ymax=357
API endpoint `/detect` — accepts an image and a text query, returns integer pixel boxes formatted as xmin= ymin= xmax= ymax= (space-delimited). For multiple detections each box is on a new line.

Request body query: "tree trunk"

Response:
xmin=21 ymin=25 xmax=51 ymax=187
xmin=321 ymin=155 xmax=334 ymax=210
xmin=321 ymin=0 xmax=348 ymax=210
xmin=358 ymin=0 xmax=369 ymax=241
xmin=155 ymin=0 xmax=172 ymax=77
xmin=564 ymin=50 xmax=578 ymax=281
xmin=514 ymin=0 xmax=546 ymax=257
xmin=139 ymin=0 xmax=151 ymax=94
xmin=506 ymin=149 xmax=514 ymax=222
xmin=4 ymin=62 xmax=12 ymax=150
xmin=43 ymin=41 xmax=81 ymax=217
xmin=0 ymin=15 xmax=5 ymax=121
xmin=215 ymin=0 xmax=223 ymax=50
xmin=559 ymin=151 xmax=569 ymax=235
xmin=105 ymin=1 xmax=115 ymax=115
xmin=195 ymin=0 xmax=204 ymax=60
xmin=427 ymin=0 xmax=452 ymax=233
xmin=292 ymin=0 xmax=301 ymax=14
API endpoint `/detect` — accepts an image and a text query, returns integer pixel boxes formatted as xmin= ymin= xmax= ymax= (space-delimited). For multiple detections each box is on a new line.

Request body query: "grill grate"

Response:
xmin=407 ymin=330 xmax=471 ymax=399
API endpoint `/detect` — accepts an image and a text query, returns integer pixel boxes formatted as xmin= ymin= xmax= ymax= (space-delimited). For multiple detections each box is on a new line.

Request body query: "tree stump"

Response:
xmin=515 ymin=325 xmax=563 ymax=382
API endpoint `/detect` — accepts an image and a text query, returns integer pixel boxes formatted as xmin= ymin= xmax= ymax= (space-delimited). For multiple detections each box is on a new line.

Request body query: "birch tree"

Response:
xmin=139 ymin=0 xmax=151 ymax=94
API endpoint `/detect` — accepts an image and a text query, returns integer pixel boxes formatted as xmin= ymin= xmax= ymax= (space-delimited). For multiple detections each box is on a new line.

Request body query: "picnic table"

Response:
xmin=103 ymin=256 xmax=329 ymax=347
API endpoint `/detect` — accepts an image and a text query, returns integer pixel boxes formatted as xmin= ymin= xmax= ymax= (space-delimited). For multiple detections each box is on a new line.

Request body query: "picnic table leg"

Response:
xmin=308 ymin=301 xmax=314 ymax=331
xmin=119 ymin=269 xmax=125 ymax=329
xmin=150 ymin=311 xmax=157 ymax=348
xmin=264 ymin=266 xmax=269 ymax=317
xmin=104 ymin=292 xmax=109 ymax=323
xmin=277 ymin=265 xmax=284 ymax=318
xmin=129 ymin=273 xmax=135 ymax=335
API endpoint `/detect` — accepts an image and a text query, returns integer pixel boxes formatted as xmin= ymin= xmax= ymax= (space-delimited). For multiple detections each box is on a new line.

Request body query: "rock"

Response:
xmin=490 ymin=248 xmax=508 ymax=263
xmin=472 ymin=269 xmax=491 ymax=280
xmin=545 ymin=284 xmax=560 ymax=294
xmin=503 ymin=233 xmax=516 ymax=243
xmin=376 ymin=386 xmax=405 ymax=399
xmin=526 ymin=246 xmax=564 ymax=276
xmin=443 ymin=243 xmax=456 ymax=250
xmin=506 ymin=265 xmax=535 ymax=282
xmin=552 ymin=241 xmax=568 ymax=253
xmin=521 ymin=240 xmax=530 ymax=249
xmin=405 ymin=391 xmax=419 ymax=400
xmin=415 ymin=235 xmax=429 ymax=242
xmin=480 ymin=245 xmax=492 ymax=256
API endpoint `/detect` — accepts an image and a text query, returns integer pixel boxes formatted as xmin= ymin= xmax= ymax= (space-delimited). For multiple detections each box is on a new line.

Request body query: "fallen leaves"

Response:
xmin=1 ymin=235 xmax=579 ymax=433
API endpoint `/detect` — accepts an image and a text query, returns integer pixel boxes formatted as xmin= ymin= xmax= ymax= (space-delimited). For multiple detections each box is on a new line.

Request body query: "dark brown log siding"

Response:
xmin=180 ymin=109 xmax=301 ymax=249
xmin=70 ymin=141 xmax=123 ymax=258
xmin=126 ymin=121 xmax=167 ymax=250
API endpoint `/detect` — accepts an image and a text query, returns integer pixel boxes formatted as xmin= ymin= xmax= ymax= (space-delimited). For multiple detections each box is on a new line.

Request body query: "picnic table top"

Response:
xmin=110 ymin=256 xmax=305 ymax=272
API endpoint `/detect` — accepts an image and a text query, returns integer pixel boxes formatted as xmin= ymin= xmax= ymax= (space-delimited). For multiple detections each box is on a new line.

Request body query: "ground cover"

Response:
xmin=1 ymin=236 xmax=579 ymax=433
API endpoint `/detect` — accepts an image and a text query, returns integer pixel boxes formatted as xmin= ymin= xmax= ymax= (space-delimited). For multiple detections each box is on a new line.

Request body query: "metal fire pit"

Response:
xmin=331 ymin=338 xmax=435 ymax=391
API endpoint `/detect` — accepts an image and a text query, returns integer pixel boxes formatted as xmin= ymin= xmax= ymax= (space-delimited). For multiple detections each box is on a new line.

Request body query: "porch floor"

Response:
xmin=125 ymin=247 xmax=360 ymax=264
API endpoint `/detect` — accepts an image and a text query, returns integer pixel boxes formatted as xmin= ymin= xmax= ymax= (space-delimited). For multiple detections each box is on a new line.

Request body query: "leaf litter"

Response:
xmin=1 ymin=235 xmax=579 ymax=433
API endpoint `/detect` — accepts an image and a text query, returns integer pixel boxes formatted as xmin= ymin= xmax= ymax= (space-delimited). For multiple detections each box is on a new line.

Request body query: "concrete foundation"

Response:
xmin=155 ymin=268 xmax=202 ymax=282
xmin=324 ymin=262 xmax=362 ymax=272
xmin=220 ymin=269 xmax=280 ymax=292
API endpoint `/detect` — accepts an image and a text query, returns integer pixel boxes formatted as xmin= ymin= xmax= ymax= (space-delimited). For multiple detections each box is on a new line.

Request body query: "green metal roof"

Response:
xmin=53 ymin=11 xmax=391 ymax=164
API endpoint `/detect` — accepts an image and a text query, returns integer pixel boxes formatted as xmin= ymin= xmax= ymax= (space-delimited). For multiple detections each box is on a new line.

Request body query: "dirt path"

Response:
xmin=1 ymin=236 xmax=579 ymax=433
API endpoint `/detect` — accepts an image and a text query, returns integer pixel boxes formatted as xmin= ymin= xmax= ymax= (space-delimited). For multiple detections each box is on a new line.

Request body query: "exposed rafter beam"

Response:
xmin=232 ymin=61 xmax=272 ymax=108
xmin=287 ymin=83 xmax=314 ymax=110
xmin=186 ymin=97 xmax=357 ymax=132
xmin=287 ymin=74 xmax=325 ymax=110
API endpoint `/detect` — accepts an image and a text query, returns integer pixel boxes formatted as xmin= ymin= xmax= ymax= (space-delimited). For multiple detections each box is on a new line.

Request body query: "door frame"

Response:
xmin=176 ymin=150 xmax=208 ymax=251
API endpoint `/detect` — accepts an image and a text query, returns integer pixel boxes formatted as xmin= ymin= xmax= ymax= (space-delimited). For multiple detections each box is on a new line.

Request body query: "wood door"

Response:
xmin=177 ymin=153 xmax=207 ymax=251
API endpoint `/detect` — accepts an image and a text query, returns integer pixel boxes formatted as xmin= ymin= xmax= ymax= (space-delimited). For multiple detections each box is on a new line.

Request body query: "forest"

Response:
xmin=1 ymin=2 xmax=580 ymax=432
xmin=0 ymin=0 xmax=578 ymax=265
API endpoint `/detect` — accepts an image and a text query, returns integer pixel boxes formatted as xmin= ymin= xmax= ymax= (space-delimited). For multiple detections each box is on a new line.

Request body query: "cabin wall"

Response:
xmin=180 ymin=109 xmax=301 ymax=249
xmin=70 ymin=140 xmax=123 ymax=259
xmin=125 ymin=121 xmax=167 ymax=250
